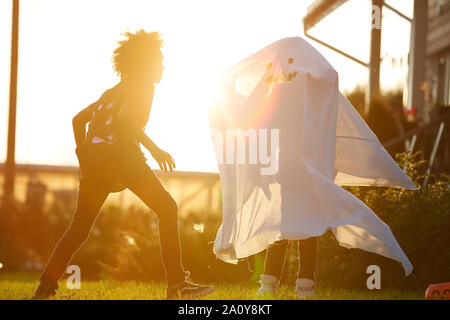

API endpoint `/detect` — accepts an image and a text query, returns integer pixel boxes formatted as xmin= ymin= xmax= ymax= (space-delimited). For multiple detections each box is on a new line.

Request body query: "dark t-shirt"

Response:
xmin=80 ymin=83 xmax=150 ymax=192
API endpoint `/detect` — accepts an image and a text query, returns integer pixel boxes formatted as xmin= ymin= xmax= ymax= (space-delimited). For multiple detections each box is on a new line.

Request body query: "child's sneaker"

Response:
xmin=166 ymin=272 xmax=214 ymax=299
xmin=296 ymin=278 xmax=314 ymax=299
xmin=256 ymin=274 xmax=279 ymax=295
xmin=32 ymin=281 xmax=59 ymax=300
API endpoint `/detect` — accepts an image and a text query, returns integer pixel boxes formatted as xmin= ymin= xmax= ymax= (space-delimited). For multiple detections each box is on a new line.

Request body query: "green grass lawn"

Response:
xmin=0 ymin=273 xmax=423 ymax=300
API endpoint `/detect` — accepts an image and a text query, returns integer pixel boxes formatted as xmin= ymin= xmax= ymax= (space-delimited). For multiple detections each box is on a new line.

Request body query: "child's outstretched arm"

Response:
xmin=117 ymin=108 xmax=176 ymax=172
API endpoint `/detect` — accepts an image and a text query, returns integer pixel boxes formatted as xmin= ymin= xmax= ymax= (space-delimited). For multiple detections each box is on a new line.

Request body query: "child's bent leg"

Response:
xmin=263 ymin=240 xmax=289 ymax=279
xmin=125 ymin=164 xmax=185 ymax=287
xmin=298 ymin=237 xmax=318 ymax=281
xmin=40 ymin=179 xmax=109 ymax=285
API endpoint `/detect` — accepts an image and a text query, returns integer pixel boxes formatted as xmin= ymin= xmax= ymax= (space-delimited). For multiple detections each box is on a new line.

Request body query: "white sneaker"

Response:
xmin=257 ymin=274 xmax=279 ymax=295
xmin=296 ymin=278 xmax=314 ymax=299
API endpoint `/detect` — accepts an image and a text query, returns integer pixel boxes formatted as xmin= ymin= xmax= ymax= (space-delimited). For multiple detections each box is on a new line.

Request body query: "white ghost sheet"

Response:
xmin=208 ymin=37 xmax=417 ymax=275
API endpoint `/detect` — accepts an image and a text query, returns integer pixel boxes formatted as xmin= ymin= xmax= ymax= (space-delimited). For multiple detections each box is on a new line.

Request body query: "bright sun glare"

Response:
xmin=0 ymin=0 xmax=412 ymax=172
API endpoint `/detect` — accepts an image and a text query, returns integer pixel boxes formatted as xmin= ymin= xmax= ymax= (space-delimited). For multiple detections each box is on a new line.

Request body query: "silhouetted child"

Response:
xmin=33 ymin=30 xmax=214 ymax=299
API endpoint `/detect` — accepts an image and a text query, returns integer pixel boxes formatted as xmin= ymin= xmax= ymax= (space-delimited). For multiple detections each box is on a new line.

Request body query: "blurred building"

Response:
xmin=304 ymin=0 xmax=450 ymax=178
xmin=0 ymin=163 xmax=221 ymax=216
xmin=426 ymin=0 xmax=450 ymax=112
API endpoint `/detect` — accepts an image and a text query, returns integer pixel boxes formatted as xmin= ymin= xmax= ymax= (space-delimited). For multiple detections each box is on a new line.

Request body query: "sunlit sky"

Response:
xmin=0 ymin=0 xmax=413 ymax=172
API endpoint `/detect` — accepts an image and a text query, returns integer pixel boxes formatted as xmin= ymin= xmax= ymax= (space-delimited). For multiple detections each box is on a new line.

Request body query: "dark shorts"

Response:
xmin=76 ymin=142 xmax=148 ymax=193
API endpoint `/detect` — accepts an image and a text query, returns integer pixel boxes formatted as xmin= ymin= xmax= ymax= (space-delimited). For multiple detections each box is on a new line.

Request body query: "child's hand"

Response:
xmin=151 ymin=147 xmax=176 ymax=172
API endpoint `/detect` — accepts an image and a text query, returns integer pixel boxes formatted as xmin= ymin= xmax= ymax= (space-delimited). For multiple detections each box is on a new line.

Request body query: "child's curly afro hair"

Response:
xmin=112 ymin=29 xmax=163 ymax=80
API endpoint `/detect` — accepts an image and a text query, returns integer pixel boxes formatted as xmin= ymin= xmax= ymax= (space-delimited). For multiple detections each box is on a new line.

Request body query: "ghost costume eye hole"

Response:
xmin=266 ymin=57 xmax=298 ymax=84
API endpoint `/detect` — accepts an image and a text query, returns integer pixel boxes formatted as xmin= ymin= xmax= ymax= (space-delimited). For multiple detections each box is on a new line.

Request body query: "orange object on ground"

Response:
xmin=425 ymin=282 xmax=450 ymax=300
